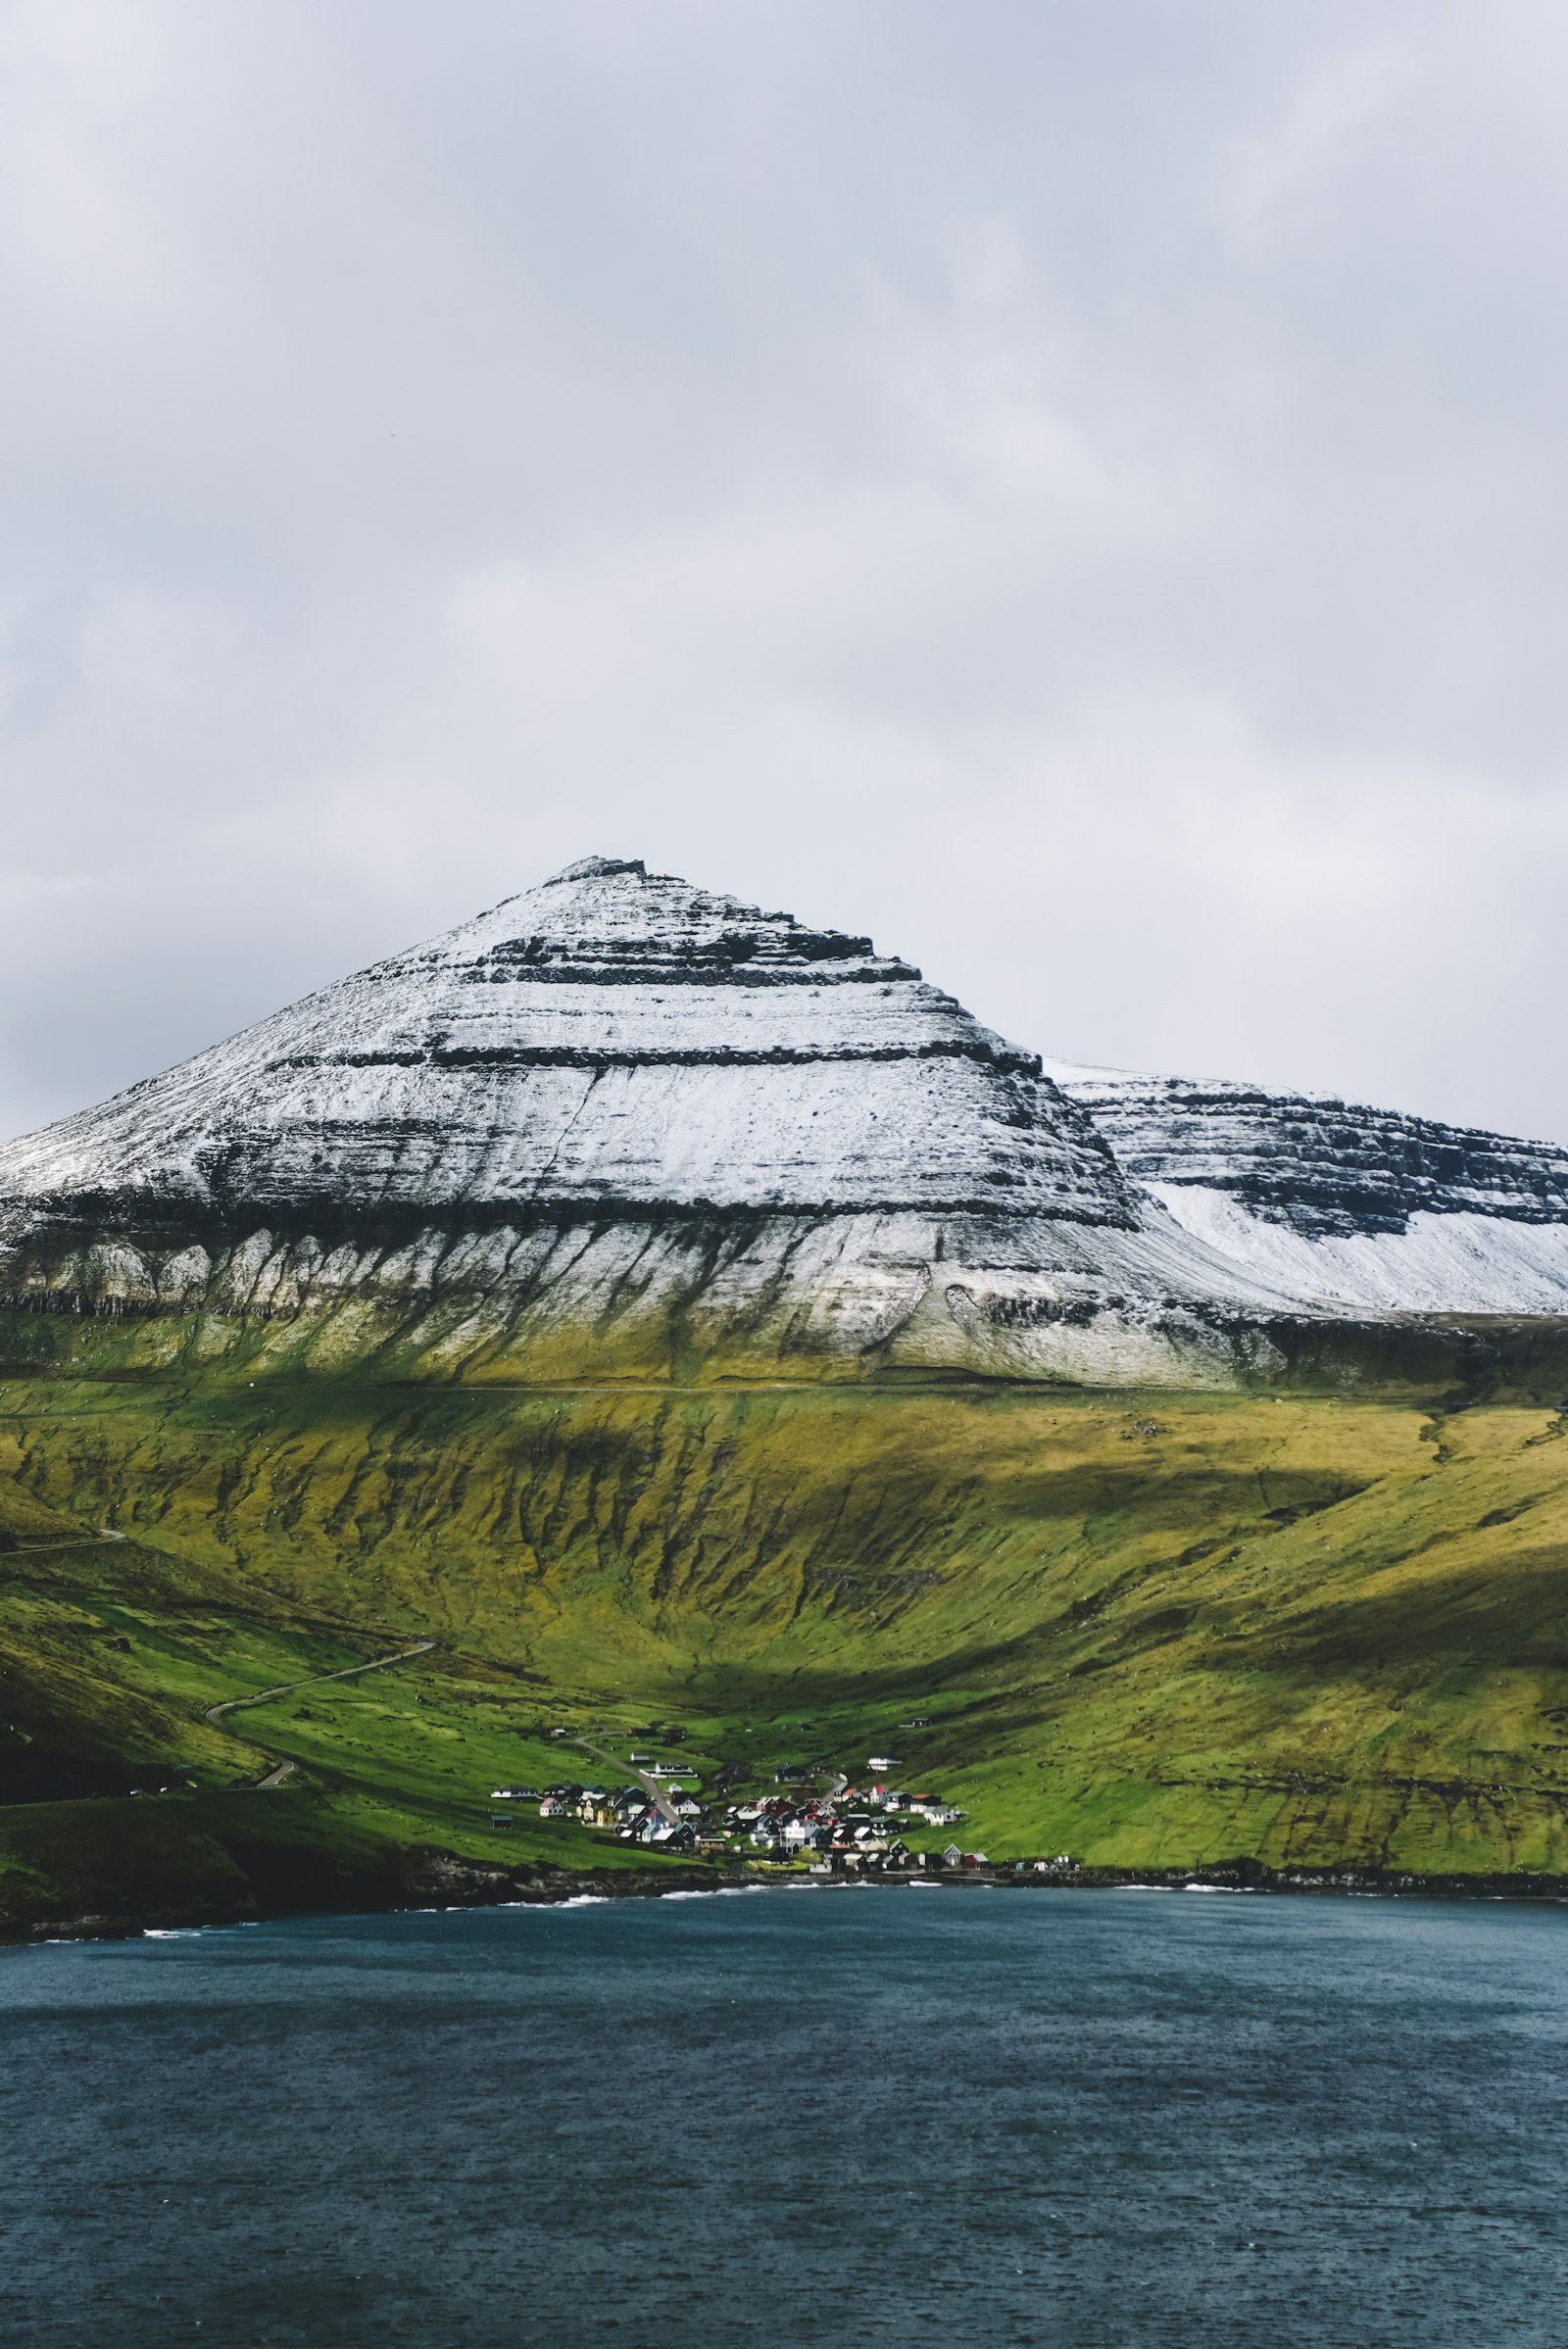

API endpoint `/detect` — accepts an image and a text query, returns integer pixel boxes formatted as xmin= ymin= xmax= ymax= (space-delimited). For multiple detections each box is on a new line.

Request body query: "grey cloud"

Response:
xmin=1 ymin=0 xmax=1564 ymax=1148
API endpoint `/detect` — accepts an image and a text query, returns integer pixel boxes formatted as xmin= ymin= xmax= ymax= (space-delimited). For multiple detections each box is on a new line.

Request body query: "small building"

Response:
xmin=490 ymin=1785 xmax=540 ymax=1801
xmin=539 ymin=1796 xmax=570 ymax=1819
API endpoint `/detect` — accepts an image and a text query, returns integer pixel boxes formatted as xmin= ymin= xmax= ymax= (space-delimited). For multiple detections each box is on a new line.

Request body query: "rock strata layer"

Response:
xmin=6 ymin=857 xmax=1131 ymax=1226
xmin=1 ymin=856 xmax=1563 ymax=1384
xmin=1046 ymin=1062 xmax=1568 ymax=1315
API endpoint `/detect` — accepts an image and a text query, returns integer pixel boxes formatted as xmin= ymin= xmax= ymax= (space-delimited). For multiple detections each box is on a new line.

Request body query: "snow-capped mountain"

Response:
xmin=0 ymin=856 xmax=1561 ymax=1389
xmin=2 ymin=856 xmax=1131 ymax=1226
xmin=1044 ymin=1061 xmax=1568 ymax=1316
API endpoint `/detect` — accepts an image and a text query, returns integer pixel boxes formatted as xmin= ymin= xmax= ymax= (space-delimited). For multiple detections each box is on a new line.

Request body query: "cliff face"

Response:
xmin=1046 ymin=1062 xmax=1568 ymax=1315
xmin=0 ymin=857 xmax=1320 ymax=1388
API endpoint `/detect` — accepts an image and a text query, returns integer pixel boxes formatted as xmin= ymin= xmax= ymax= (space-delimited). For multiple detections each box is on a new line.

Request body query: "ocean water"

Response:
xmin=2 ymin=1886 xmax=1565 ymax=2349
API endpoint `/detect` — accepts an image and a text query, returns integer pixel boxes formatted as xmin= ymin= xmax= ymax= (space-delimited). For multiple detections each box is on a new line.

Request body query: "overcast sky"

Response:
xmin=3 ymin=1 xmax=1567 ymax=1147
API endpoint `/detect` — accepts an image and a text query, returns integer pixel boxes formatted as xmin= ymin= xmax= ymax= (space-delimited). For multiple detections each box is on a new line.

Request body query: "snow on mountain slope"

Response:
xmin=0 ymin=858 xmax=1337 ymax=1389
xmin=1044 ymin=1060 xmax=1568 ymax=1315
xmin=1 ymin=856 xmax=1131 ymax=1225
xmin=7 ymin=856 xmax=1559 ymax=1388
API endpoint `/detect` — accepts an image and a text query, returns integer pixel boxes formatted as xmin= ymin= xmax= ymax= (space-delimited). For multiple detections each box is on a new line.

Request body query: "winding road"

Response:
xmin=204 ymin=1642 xmax=437 ymax=1726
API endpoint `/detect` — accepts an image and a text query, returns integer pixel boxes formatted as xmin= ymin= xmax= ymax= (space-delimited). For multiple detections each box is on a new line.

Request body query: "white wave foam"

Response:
xmin=661 ymin=1884 xmax=767 ymax=1899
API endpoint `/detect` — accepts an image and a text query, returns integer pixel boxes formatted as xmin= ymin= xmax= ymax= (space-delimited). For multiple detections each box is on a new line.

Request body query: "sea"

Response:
xmin=2 ymin=1884 xmax=1565 ymax=2348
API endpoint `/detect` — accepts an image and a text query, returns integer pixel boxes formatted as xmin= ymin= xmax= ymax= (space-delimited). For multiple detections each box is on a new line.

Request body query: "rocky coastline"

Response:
xmin=8 ymin=1847 xmax=1567 ymax=1948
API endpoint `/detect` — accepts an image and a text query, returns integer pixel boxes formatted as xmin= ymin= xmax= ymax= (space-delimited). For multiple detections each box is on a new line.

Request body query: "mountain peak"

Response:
xmin=10 ymin=856 xmax=1566 ymax=1387
xmin=0 ymin=856 xmax=1129 ymax=1230
xmin=543 ymin=855 xmax=648 ymax=885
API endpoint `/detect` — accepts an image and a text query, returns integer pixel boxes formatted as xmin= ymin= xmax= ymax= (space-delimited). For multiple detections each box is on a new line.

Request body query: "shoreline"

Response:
xmin=7 ymin=1850 xmax=1568 ymax=1947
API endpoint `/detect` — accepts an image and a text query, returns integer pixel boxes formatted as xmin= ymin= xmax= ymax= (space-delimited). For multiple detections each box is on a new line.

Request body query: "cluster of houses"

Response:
xmin=490 ymin=1780 xmax=705 ymax=1850
xmin=726 ymin=1784 xmax=967 ymax=1869
xmin=490 ymin=1762 xmax=985 ymax=1871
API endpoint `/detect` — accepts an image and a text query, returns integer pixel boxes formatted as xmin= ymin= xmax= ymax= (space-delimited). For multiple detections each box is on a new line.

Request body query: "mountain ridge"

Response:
xmin=1046 ymin=1058 xmax=1568 ymax=1315
xmin=1 ymin=855 xmax=1564 ymax=1386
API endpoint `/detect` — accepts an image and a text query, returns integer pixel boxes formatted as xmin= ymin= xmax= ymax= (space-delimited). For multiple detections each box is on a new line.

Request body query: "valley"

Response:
xmin=2 ymin=857 xmax=1566 ymax=1933
xmin=4 ymin=1352 xmax=1566 ymax=1933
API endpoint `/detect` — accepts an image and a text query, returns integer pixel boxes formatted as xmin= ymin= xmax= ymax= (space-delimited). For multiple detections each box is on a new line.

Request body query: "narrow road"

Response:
xmin=13 ymin=1531 xmax=130 ymax=1557
xmin=204 ymin=1641 xmax=437 ymax=1725
xmin=574 ymin=1737 xmax=684 ymax=1827
xmin=255 ymin=1759 xmax=297 ymax=1788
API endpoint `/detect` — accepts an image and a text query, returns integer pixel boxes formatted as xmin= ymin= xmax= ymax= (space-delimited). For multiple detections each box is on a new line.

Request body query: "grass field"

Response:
xmin=3 ymin=1346 xmax=1566 ymax=1928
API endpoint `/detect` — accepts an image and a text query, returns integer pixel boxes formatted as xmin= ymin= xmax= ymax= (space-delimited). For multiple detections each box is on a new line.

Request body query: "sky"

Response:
xmin=3 ymin=0 xmax=1567 ymax=1147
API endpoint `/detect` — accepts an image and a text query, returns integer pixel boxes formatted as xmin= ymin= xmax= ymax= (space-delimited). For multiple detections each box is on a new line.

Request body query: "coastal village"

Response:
xmin=487 ymin=1734 xmax=1078 ymax=1876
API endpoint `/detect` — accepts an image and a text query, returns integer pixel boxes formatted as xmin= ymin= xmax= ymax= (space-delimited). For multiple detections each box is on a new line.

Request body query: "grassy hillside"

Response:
xmin=2 ymin=1342 xmax=1566 ymax=1926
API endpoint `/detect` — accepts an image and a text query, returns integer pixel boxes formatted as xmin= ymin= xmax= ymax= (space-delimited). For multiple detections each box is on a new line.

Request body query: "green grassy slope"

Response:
xmin=0 ymin=1499 xmax=670 ymax=1930
xmin=2 ymin=1350 xmax=1566 ymax=1924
